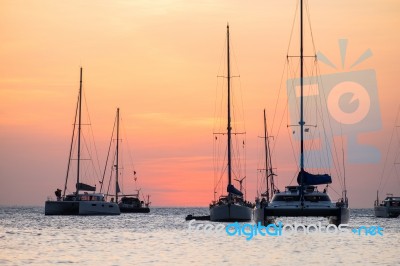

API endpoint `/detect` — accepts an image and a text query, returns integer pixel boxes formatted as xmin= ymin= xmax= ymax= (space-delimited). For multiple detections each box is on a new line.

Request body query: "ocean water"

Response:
xmin=0 ymin=207 xmax=399 ymax=265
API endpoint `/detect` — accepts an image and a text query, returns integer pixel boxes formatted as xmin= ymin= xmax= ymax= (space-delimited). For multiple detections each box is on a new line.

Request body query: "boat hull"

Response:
xmin=210 ymin=204 xmax=252 ymax=222
xmin=255 ymin=206 xmax=349 ymax=226
xmin=374 ymin=206 xmax=400 ymax=218
xmin=45 ymin=200 xmax=120 ymax=215
xmin=45 ymin=201 xmax=79 ymax=215
xmin=120 ymin=206 xmax=150 ymax=213
xmin=253 ymin=207 xmax=275 ymax=225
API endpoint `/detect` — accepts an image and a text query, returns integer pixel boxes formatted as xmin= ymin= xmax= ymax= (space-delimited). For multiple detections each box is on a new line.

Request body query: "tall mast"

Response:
xmin=299 ymin=0 xmax=305 ymax=176
xmin=227 ymin=24 xmax=232 ymax=194
xmin=263 ymin=109 xmax=269 ymax=201
xmin=115 ymin=108 xmax=120 ymax=203
xmin=76 ymin=67 xmax=83 ymax=195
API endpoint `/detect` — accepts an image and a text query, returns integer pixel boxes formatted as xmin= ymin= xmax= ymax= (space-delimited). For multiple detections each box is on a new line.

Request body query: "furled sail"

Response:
xmin=76 ymin=182 xmax=96 ymax=191
xmin=227 ymin=184 xmax=243 ymax=196
xmin=297 ymin=170 xmax=332 ymax=186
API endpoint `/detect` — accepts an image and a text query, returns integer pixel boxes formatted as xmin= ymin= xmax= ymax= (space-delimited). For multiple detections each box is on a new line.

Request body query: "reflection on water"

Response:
xmin=0 ymin=207 xmax=399 ymax=265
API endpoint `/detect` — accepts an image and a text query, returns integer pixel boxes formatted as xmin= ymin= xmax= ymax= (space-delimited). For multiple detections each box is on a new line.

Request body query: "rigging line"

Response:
xmin=286 ymin=125 xmax=299 ymax=184
xmin=271 ymin=61 xmax=293 ymax=155
xmin=100 ymin=112 xmax=117 ymax=193
xmin=315 ymin=64 xmax=344 ymax=187
xmin=120 ymin=144 xmax=125 ymax=193
xmin=381 ymin=156 xmax=396 ymax=192
xmin=289 ymin=60 xmax=301 ymax=117
xmin=63 ymin=90 xmax=79 ymax=198
xmin=121 ymin=116 xmax=138 ymax=180
xmin=312 ymin=69 xmax=344 ymax=183
xmin=65 ymin=132 xmax=79 ymax=195
xmin=105 ymin=154 xmax=115 ymax=201
xmin=380 ymin=106 xmax=400 ymax=191
xmin=81 ymin=129 xmax=99 ymax=186
xmin=379 ymin=106 xmax=400 ymax=190
xmin=304 ymin=0 xmax=317 ymax=54
xmin=230 ymin=39 xmax=246 ymax=132
xmin=214 ymin=135 xmax=226 ymax=176
xmin=214 ymin=162 xmax=227 ymax=193
xmin=328 ymin=184 xmax=342 ymax=198
xmin=213 ymin=31 xmax=228 ymax=134
xmin=213 ymin=138 xmax=228 ymax=193
xmin=304 ymin=68 xmax=332 ymax=172
xmin=83 ymin=89 xmax=102 ymax=183
xmin=395 ymin=165 xmax=400 ymax=188
xmin=286 ymin=0 xmax=300 ymax=55
xmin=271 ymin=57 xmax=289 ymax=137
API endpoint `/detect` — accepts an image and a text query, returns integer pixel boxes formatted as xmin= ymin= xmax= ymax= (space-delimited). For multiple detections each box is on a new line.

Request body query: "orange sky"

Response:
xmin=0 ymin=0 xmax=399 ymax=207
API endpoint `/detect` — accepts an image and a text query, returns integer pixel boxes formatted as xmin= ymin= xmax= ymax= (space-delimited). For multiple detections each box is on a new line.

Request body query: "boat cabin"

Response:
xmin=380 ymin=197 xmax=400 ymax=207
xmin=64 ymin=193 xmax=105 ymax=202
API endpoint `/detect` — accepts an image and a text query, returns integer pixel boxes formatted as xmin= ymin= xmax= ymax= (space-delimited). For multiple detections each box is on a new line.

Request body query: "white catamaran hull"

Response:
xmin=45 ymin=201 xmax=120 ymax=215
xmin=210 ymin=204 xmax=252 ymax=222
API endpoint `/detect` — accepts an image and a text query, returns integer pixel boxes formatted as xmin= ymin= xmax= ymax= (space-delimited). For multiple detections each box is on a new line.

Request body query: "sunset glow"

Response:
xmin=1 ymin=0 xmax=399 ymax=207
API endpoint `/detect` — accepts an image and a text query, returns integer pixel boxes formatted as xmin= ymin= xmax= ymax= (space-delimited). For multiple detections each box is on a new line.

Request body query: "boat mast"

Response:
xmin=298 ymin=0 xmax=306 ymax=206
xmin=299 ymin=0 xmax=305 ymax=174
xmin=263 ymin=109 xmax=269 ymax=201
xmin=76 ymin=67 xmax=83 ymax=195
xmin=115 ymin=108 xmax=120 ymax=203
xmin=298 ymin=0 xmax=307 ymax=203
xmin=226 ymin=24 xmax=233 ymax=199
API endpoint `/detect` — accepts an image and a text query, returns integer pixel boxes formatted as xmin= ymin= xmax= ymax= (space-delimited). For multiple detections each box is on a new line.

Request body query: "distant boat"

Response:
xmin=374 ymin=107 xmax=400 ymax=218
xmin=254 ymin=0 xmax=349 ymax=226
xmin=374 ymin=193 xmax=400 ymax=218
xmin=209 ymin=25 xmax=253 ymax=222
xmin=254 ymin=109 xmax=276 ymax=224
xmin=45 ymin=68 xmax=120 ymax=215
xmin=104 ymin=108 xmax=150 ymax=213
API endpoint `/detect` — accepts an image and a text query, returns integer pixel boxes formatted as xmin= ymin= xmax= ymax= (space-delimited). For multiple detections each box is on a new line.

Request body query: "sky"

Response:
xmin=0 ymin=0 xmax=399 ymax=208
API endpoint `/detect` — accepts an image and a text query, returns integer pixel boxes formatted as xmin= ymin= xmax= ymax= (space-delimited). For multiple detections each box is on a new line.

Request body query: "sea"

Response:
xmin=0 ymin=207 xmax=399 ymax=265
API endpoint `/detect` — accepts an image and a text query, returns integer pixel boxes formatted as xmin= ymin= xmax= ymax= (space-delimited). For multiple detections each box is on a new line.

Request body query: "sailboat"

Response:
xmin=209 ymin=25 xmax=253 ymax=222
xmin=255 ymin=0 xmax=349 ymax=226
xmin=374 ymin=107 xmax=400 ymax=218
xmin=374 ymin=193 xmax=400 ymax=218
xmin=103 ymin=108 xmax=150 ymax=213
xmin=254 ymin=109 xmax=276 ymax=224
xmin=45 ymin=68 xmax=120 ymax=215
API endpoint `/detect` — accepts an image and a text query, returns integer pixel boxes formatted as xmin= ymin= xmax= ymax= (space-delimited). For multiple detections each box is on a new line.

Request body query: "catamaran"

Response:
xmin=209 ymin=25 xmax=253 ymax=222
xmin=45 ymin=68 xmax=120 ymax=215
xmin=255 ymin=0 xmax=349 ymax=226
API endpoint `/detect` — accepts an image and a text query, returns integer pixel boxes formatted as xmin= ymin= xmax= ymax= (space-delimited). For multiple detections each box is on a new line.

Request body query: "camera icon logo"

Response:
xmin=287 ymin=39 xmax=381 ymax=165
